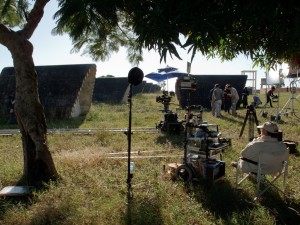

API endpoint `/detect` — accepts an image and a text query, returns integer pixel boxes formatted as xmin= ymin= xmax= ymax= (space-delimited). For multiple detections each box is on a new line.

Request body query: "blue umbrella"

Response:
xmin=145 ymin=67 xmax=187 ymax=83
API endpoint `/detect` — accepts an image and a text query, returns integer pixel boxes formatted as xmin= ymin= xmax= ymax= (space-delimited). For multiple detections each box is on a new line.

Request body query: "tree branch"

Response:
xmin=19 ymin=0 xmax=50 ymax=39
xmin=0 ymin=24 xmax=14 ymax=46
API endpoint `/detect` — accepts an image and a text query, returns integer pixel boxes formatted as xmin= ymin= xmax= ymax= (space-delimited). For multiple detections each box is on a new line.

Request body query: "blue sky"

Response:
xmin=0 ymin=1 xmax=289 ymax=90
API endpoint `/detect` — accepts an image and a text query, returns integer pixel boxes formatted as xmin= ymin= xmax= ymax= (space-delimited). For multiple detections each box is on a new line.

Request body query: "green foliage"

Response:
xmin=53 ymin=0 xmax=143 ymax=65
xmin=0 ymin=92 xmax=299 ymax=224
xmin=128 ymin=0 xmax=300 ymax=68
xmin=53 ymin=0 xmax=300 ymax=68
xmin=0 ymin=0 xmax=29 ymax=27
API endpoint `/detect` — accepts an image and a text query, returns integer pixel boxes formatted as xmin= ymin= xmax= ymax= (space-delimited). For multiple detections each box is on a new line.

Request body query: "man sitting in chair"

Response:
xmin=232 ymin=122 xmax=288 ymax=174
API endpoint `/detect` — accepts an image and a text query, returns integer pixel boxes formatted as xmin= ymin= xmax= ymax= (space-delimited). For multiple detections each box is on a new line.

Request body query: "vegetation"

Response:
xmin=54 ymin=0 xmax=300 ymax=68
xmin=0 ymin=92 xmax=299 ymax=224
xmin=1 ymin=0 xmax=300 ymax=185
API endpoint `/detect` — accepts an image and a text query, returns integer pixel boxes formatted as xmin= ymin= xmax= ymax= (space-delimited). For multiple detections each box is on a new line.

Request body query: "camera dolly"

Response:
xmin=169 ymin=123 xmax=231 ymax=182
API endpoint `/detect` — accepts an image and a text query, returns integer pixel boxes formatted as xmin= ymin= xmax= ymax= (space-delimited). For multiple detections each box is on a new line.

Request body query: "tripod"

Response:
xmin=239 ymin=105 xmax=261 ymax=142
xmin=279 ymin=80 xmax=300 ymax=119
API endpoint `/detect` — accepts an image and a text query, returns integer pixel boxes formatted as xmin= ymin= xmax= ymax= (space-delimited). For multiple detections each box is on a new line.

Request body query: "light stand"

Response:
xmin=126 ymin=67 xmax=144 ymax=199
xmin=279 ymin=78 xmax=300 ymax=119
xmin=126 ymin=83 xmax=134 ymax=198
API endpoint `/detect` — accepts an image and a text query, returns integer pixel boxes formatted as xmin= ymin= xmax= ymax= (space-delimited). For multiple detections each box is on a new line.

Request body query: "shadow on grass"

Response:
xmin=258 ymin=188 xmax=300 ymax=224
xmin=0 ymin=196 xmax=33 ymax=220
xmin=184 ymin=178 xmax=300 ymax=224
xmin=184 ymin=179 xmax=254 ymax=220
xmin=122 ymin=196 xmax=163 ymax=225
xmin=156 ymin=133 xmax=185 ymax=149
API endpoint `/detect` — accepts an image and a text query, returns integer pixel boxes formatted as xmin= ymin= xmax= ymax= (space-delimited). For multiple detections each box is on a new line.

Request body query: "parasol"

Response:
xmin=145 ymin=66 xmax=187 ymax=83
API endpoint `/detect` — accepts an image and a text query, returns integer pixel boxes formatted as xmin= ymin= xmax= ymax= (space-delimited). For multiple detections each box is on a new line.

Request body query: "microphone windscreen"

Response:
xmin=128 ymin=67 xmax=144 ymax=86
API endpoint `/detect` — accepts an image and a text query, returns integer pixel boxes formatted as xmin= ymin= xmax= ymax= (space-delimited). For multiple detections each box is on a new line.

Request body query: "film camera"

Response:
xmin=178 ymin=76 xmax=197 ymax=91
xmin=156 ymin=91 xmax=175 ymax=112
xmin=156 ymin=91 xmax=184 ymax=134
xmin=156 ymin=91 xmax=174 ymax=104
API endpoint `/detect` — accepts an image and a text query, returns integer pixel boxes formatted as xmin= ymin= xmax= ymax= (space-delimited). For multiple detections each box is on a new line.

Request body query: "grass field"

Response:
xmin=0 ymin=91 xmax=299 ymax=225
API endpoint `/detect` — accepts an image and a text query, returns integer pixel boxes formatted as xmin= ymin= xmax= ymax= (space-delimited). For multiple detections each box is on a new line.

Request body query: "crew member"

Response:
xmin=212 ymin=84 xmax=223 ymax=117
xmin=227 ymin=84 xmax=239 ymax=116
xmin=266 ymin=86 xmax=276 ymax=107
xmin=232 ymin=122 xmax=288 ymax=173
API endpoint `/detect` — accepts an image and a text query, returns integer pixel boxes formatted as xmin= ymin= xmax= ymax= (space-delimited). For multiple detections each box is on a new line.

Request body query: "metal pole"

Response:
xmin=127 ymin=84 xmax=133 ymax=199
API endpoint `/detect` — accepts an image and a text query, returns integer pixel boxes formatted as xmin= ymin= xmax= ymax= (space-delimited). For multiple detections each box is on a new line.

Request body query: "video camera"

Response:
xmin=156 ymin=91 xmax=174 ymax=104
xmin=178 ymin=76 xmax=197 ymax=91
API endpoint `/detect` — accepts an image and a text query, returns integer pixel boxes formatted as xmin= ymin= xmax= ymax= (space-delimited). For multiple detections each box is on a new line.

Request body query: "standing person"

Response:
xmin=242 ymin=87 xmax=249 ymax=108
xmin=212 ymin=84 xmax=223 ymax=117
xmin=266 ymin=86 xmax=276 ymax=107
xmin=223 ymin=84 xmax=232 ymax=113
xmin=227 ymin=84 xmax=239 ymax=116
xmin=209 ymin=84 xmax=216 ymax=116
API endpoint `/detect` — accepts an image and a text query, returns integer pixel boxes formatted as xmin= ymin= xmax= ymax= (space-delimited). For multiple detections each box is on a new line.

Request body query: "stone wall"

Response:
xmin=92 ymin=77 xmax=161 ymax=103
xmin=0 ymin=64 xmax=96 ymax=119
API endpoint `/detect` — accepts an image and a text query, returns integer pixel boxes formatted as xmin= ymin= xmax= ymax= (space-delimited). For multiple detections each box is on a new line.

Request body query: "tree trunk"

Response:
xmin=11 ymin=38 xmax=59 ymax=185
xmin=0 ymin=0 xmax=58 ymax=185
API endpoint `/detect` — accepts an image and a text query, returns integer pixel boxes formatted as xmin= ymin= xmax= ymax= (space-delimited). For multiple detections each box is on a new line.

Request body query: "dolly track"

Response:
xmin=0 ymin=127 xmax=160 ymax=136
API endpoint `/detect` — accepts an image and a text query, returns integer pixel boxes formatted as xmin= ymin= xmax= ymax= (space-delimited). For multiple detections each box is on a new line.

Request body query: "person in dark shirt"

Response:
xmin=242 ymin=87 xmax=249 ymax=108
xmin=266 ymin=86 xmax=276 ymax=107
xmin=223 ymin=84 xmax=232 ymax=113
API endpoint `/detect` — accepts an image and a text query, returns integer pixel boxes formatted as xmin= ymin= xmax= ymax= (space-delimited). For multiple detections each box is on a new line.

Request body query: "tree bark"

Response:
xmin=12 ymin=39 xmax=59 ymax=185
xmin=0 ymin=0 xmax=59 ymax=185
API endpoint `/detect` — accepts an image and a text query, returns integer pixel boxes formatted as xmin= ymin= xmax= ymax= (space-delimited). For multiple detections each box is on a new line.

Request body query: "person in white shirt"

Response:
xmin=232 ymin=122 xmax=288 ymax=174
xmin=227 ymin=84 xmax=239 ymax=116
xmin=212 ymin=84 xmax=223 ymax=117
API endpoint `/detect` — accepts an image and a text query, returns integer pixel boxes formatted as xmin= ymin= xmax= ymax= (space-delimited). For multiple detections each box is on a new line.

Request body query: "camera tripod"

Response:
xmin=239 ymin=105 xmax=261 ymax=141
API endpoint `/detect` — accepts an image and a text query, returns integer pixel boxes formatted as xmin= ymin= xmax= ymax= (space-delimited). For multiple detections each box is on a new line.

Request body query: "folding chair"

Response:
xmin=235 ymin=148 xmax=289 ymax=200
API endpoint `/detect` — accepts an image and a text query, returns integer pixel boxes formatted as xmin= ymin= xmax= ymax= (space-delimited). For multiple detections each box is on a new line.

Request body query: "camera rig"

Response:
xmin=156 ymin=91 xmax=175 ymax=112
xmin=178 ymin=75 xmax=197 ymax=91
xmin=156 ymin=91 xmax=184 ymax=135
xmin=166 ymin=85 xmax=231 ymax=182
xmin=174 ymin=122 xmax=231 ymax=182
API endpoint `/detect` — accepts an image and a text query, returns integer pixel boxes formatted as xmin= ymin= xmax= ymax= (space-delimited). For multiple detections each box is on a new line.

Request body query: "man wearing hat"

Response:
xmin=232 ymin=122 xmax=288 ymax=173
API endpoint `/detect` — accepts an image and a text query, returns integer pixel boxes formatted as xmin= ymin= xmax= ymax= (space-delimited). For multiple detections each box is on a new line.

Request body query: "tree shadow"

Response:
xmin=183 ymin=179 xmax=255 ymax=220
xmin=183 ymin=177 xmax=300 ymax=224
xmin=156 ymin=133 xmax=185 ymax=149
xmin=0 ymin=195 xmax=33 ymax=220
xmin=258 ymin=189 xmax=300 ymax=224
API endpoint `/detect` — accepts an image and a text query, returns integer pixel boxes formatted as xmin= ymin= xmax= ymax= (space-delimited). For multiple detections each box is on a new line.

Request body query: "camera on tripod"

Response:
xmin=178 ymin=76 xmax=197 ymax=91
